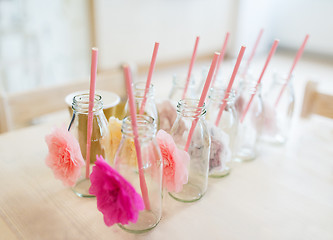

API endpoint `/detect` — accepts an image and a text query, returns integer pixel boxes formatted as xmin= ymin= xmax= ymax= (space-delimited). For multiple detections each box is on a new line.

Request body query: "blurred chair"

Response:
xmin=301 ymin=81 xmax=333 ymax=119
xmin=0 ymin=67 xmax=126 ymax=133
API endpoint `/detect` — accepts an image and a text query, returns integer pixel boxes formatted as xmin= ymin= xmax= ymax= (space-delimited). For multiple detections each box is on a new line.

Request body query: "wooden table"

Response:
xmin=0 ymin=113 xmax=332 ymax=240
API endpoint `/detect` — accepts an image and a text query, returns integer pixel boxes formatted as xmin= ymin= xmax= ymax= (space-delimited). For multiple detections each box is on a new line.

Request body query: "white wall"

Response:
xmin=95 ymin=0 xmax=333 ymax=69
xmin=270 ymin=0 xmax=333 ymax=55
xmin=1 ymin=0 xmax=332 ymax=94
xmin=0 ymin=0 xmax=90 ymax=93
xmin=94 ymin=0 xmax=235 ymax=70
xmin=229 ymin=0 xmax=274 ymax=58
xmin=233 ymin=0 xmax=333 ymax=57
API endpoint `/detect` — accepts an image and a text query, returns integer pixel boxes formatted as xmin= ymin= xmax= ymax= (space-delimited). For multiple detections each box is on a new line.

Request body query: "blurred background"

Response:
xmin=0 ymin=0 xmax=332 ymax=94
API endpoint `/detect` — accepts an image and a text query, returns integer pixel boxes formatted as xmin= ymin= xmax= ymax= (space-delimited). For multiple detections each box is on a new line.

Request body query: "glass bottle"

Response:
xmin=260 ymin=73 xmax=295 ymax=144
xmin=169 ymin=74 xmax=196 ymax=104
xmin=234 ymin=73 xmax=256 ymax=114
xmin=196 ymin=66 xmax=210 ymax=96
xmin=157 ymin=75 xmax=196 ymax=133
xmin=114 ymin=115 xmax=162 ymax=233
xmin=123 ymin=81 xmax=159 ymax=126
xmin=235 ymin=81 xmax=264 ymax=161
xmin=206 ymin=87 xmax=238 ymax=177
xmin=170 ymin=99 xmax=210 ymax=202
xmin=68 ymin=93 xmax=108 ymax=197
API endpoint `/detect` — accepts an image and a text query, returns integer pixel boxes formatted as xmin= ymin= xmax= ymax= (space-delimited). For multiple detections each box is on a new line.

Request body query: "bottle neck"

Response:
xmin=133 ymin=81 xmax=154 ymax=99
xmin=239 ymin=81 xmax=262 ymax=95
xmin=169 ymin=75 xmax=196 ymax=101
xmin=273 ymin=72 xmax=294 ymax=86
xmin=176 ymin=99 xmax=206 ymax=118
xmin=122 ymin=115 xmax=156 ymax=141
xmin=72 ymin=93 xmax=103 ymax=113
xmin=209 ymin=87 xmax=236 ymax=105
xmin=172 ymin=75 xmax=195 ymax=89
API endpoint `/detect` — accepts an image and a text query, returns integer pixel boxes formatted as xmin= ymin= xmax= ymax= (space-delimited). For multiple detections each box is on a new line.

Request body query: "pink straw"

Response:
xmin=211 ymin=32 xmax=230 ymax=87
xmin=275 ymin=34 xmax=309 ymax=107
xmin=123 ymin=65 xmax=151 ymax=210
xmin=85 ymin=47 xmax=98 ymax=179
xmin=215 ymin=46 xmax=246 ymax=126
xmin=240 ymin=39 xmax=279 ymax=123
xmin=184 ymin=52 xmax=220 ymax=152
xmin=241 ymin=28 xmax=264 ymax=77
xmin=182 ymin=36 xmax=200 ymax=99
xmin=139 ymin=42 xmax=160 ymax=115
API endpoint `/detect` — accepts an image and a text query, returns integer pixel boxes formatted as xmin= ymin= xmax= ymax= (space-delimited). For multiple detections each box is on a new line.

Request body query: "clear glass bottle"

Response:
xmin=123 ymin=82 xmax=159 ymax=126
xmin=157 ymin=75 xmax=196 ymax=133
xmin=261 ymin=73 xmax=295 ymax=144
xmin=196 ymin=66 xmax=210 ymax=96
xmin=114 ymin=115 xmax=162 ymax=233
xmin=234 ymin=73 xmax=256 ymax=115
xmin=169 ymin=74 xmax=196 ymax=104
xmin=206 ymin=88 xmax=238 ymax=177
xmin=170 ymin=99 xmax=210 ymax=202
xmin=68 ymin=93 xmax=108 ymax=197
xmin=235 ymin=81 xmax=264 ymax=161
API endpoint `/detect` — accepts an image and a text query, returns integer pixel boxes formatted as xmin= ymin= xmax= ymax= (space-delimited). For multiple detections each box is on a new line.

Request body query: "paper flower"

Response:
xmin=121 ymin=138 xmax=138 ymax=167
xmin=235 ymin=95 xmax=245 ymax=116
xmin=157 ymin=100 xmax=178 ymax=133
xmin=262 ymin=102 xmax=278 ymax=135
xmin=208 ymin=124 xmax=231 ymax=172
xmin=101 ymin=117 xmax=123 ymax=165
xmin=101 ymin=117 xmax=138 ymax=167
xmin=45 ymin=126 xmax=85 ymax=186
xmin=89 ymin=155 xmax=144 ymax=226
xmin=156 ymin=129 xmax=189 ymax=193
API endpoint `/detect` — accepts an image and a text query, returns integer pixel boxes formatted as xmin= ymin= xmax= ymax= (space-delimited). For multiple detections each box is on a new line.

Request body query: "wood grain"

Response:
xmin=301 ymin=81 xmax=333 ymax=119
xmin=0 ymin=116 xmax=332 ymax=240
xmin=0 ymin=54 xmax=332 ymax=239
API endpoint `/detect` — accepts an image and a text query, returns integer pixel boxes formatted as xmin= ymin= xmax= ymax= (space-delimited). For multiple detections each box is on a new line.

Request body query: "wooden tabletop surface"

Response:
xmin=1 ymin=53 xmax=333 ymax=239
xmin=0 ymin=112 xmax=332 ymax=240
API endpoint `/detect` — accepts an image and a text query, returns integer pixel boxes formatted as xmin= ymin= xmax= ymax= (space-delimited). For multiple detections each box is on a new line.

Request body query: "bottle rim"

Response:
xmin=133 ymin=81 xmax=154 ymax=98
xmin=239 ymin=80 xmax=262 ymax=95
xmin=172 ymin=74 xmax=196 ymax=89
xmin=176 ymin=98 xmax=206 ymax=117
xmin=121 ymin=115 xmax=156 ymax=139
xmin=273 ymin=72 xmax=294 ymax=85
xmin=209 ymin=87 xmax=236 ymax=104
xmin=72 ymin=93 xmax=103 ymax=113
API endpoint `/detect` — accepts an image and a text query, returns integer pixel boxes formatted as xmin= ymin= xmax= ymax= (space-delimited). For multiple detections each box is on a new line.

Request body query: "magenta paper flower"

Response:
xmin=89 ymin=156 xmax=144 ymax=226
xmin=156 ymin=130 xmax=189 ymax=193
xmin=45 ymin=126 xmax=85 ymax=186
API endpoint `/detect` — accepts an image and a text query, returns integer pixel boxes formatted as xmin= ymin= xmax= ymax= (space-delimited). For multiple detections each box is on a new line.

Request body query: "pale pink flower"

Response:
xmin=235 ymin=95 xmax=245 ymax=116
xmin=157 ymin=100 xmax=178 ymax=133
xmin=89 ymin=156 xmax=144 ymax=226
xmin=262 ymin=102 xmax=278 ymax=134
xmin=45 ymin=126 xmax=85 ymax=186
xmin=156 ymin=130 xmax=189 ymax=193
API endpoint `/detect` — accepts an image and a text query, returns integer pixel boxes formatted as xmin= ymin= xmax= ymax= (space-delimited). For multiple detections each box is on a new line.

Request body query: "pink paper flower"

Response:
xmin=89 ymin=156 xmax=144 ymax=226
xmin=262 ymin=102 xmax=278 ymax=134
xmin=157 ymin=100 xmax=178 ymax=133
xmin=156 ymin=130 xmax=189 ymax=193
xmin=45 ymin=126 xmax=85 ymax=186
xmin=235 ymin=95 xmax=245 ymax=116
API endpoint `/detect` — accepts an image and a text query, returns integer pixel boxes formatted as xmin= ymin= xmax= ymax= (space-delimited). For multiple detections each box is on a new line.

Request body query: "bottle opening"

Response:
xmin=122 ymin=115 xmax=156 ymax=139
xmin=72 ymin=93 xmax=103 ymax=113
xmin=172 ymin=74 xmax=196 ymax=89
xmin=133 ymin=82 xmax=154 ymax=99
xmin=273 ymin=72 xmax=294 ymax=85
xmin=177 ymin=99 xmax=206 ymax=117
xmin=209 ymin=87 xmax=236 ymax=104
